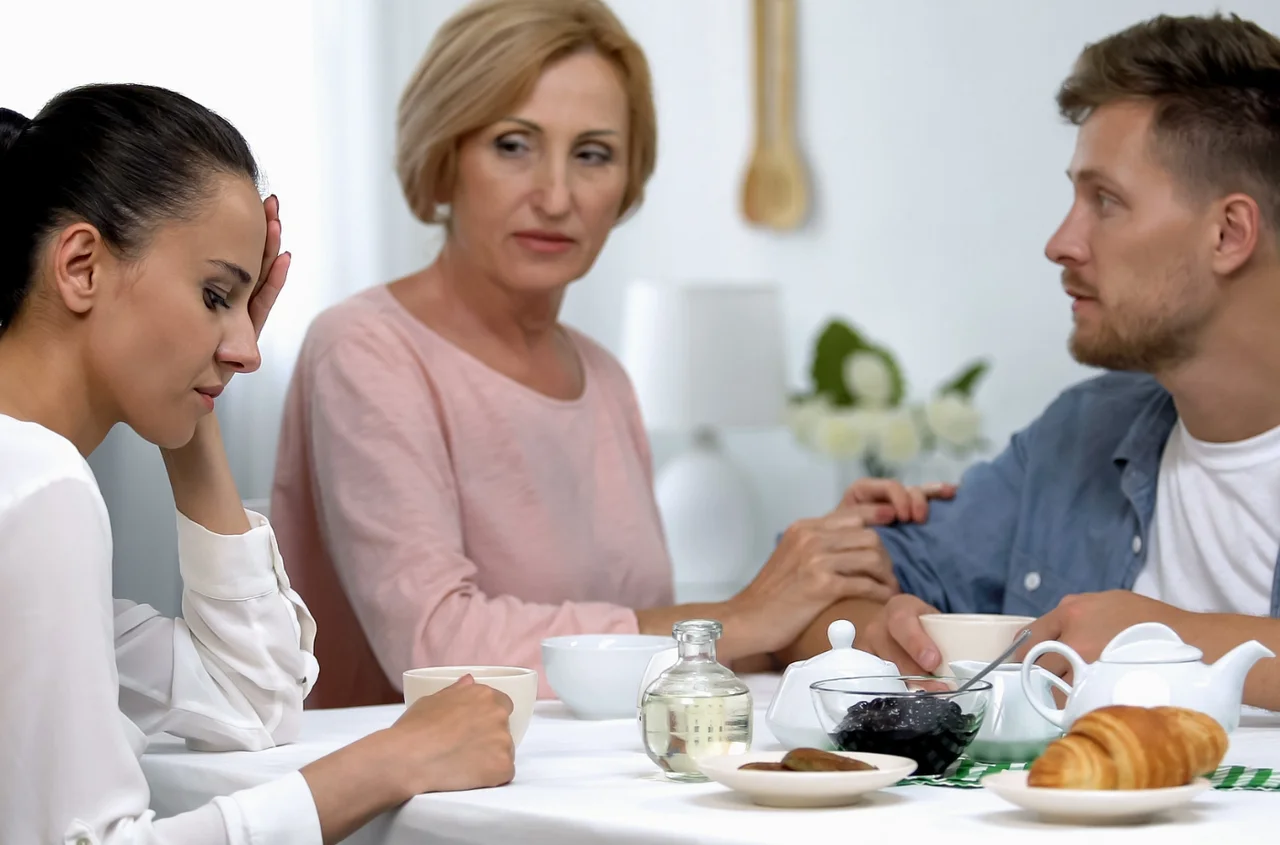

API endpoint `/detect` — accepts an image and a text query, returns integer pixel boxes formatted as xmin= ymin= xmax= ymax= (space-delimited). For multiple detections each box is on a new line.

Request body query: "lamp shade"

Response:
xmin=620 ymin=280 xmax=787 ymax=431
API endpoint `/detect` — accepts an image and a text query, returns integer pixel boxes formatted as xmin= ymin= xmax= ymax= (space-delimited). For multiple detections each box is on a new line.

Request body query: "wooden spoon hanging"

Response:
xmin=741 ymin=0 xmax=808 ymax=231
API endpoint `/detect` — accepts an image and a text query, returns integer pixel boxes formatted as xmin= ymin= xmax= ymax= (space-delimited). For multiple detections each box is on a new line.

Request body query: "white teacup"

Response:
xmin=919 ymin=613 xmax=1035 ymax=669
xmin=951 ymin=661 xmax=1068 ymax=762
xmin=403 ymin=666 xmax=539 ymax=747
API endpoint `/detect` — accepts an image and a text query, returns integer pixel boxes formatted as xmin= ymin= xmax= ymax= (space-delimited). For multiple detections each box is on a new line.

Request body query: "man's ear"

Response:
xmin=1212 ymin=192 xmax=1262 ymax=278
xmin=50 ymin=222 xmax=108 ymax=317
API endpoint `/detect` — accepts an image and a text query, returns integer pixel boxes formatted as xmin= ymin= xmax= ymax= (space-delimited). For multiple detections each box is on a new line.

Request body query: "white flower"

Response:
xmin=785 ymin=396 xmax=831 ymax=448
xmin=925 ymin=393 xmax=983 ymax=450
xmin=844 ymin=352 xmax=894 ymax=409
xmin=812 ymin=408 xmax=874 ymax=460
xmin=876 ymin=409 xmax=923 ymax=465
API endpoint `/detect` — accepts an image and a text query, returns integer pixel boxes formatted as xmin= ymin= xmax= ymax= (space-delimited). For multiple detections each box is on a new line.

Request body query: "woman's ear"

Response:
xmin=50 ymin=223 xmax=108 ymax=317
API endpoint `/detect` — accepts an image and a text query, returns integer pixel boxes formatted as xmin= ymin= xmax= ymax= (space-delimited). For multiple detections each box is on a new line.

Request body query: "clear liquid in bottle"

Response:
xmin=640 ymin=619 xmax=753 ymax=782
xmin=642 ymin=690 xmax=752 ymax=780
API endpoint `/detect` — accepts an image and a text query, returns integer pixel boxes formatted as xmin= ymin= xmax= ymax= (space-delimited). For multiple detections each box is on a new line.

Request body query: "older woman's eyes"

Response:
xmin=494 ymin=134 xmax=530 ymax=156
xmin=577 ymin=144 xmax=613 ymax=165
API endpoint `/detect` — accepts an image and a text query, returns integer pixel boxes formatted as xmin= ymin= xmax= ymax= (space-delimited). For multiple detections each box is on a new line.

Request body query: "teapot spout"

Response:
xmin=1210 ymin=640 xmax=1276 ymax=693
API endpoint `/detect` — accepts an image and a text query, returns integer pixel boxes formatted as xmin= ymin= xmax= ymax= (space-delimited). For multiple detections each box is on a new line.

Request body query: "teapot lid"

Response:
xmin=1100 ymin=622 xmax=1202 ymax=663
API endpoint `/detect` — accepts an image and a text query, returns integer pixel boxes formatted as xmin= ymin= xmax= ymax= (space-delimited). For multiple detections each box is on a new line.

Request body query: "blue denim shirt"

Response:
xmin=879 ymin=371 xmax=1280 ymax=619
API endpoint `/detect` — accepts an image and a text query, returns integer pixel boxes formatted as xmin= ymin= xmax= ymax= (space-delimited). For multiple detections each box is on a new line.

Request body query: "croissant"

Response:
xmin=1027 ymin=705 xmax=1227 ymax=790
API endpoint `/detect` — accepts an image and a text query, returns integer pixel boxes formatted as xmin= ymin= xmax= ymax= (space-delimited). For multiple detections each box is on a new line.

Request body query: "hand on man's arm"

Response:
xmin=771 ymin=417 xmax=1036 ymax=669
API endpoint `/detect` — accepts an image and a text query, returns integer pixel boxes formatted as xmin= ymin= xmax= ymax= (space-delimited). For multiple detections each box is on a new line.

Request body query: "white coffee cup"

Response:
xmin=919 ymin=613 xmax=1035 ymax=669
xmin=402 ymin=665 xmax=539 ymax=747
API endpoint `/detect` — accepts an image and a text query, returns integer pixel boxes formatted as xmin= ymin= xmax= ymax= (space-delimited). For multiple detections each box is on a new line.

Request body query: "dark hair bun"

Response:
xmin=0 ymin=108 xmax=30 ymax=155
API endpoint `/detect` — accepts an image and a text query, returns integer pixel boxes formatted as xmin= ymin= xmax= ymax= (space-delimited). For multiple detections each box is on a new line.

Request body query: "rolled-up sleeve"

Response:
xmin=117 ymin=508 xmax=319 ymax=751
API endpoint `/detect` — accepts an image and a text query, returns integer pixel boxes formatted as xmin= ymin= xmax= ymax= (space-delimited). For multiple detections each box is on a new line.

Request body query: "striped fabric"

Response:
xmin=900 ymin=758 xmax=1280 ymax=791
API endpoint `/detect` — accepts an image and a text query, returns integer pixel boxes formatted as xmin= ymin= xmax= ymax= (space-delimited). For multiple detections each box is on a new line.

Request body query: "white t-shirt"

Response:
xmin=1133 ymin=419 xmax=1280 ymax=616
xmin=0 ymin=414 xmax=323 ymax=845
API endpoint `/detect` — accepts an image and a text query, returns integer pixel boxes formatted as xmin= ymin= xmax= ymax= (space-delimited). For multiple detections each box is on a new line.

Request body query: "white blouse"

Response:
xmin=0 ymin=415 xmax=323 ymax=845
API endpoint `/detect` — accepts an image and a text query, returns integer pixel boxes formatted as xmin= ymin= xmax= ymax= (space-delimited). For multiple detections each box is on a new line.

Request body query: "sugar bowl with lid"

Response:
xmin=765 ymin=619 xmax=904 ymax=749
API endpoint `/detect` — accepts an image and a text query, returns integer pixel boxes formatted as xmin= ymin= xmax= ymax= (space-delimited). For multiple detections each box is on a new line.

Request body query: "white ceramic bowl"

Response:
xmin=541 ymin=634 xmax=675 ymax=719
xmin=403 ymin=666 xmax=538 ymax=747
xmin=919 ymin=613 xmax=1035 ymax=669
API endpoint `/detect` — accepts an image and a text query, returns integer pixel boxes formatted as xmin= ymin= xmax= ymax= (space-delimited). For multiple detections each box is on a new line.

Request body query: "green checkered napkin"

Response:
xmin=899 ymin=758 xmax=1280 ymax=791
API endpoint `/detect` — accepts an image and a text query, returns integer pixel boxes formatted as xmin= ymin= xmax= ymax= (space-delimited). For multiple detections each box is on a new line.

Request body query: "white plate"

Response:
xmin=697 ymin=751 xmax=917 ymax=808
xmin=983 ymin=770 xmax=1213 ymax=823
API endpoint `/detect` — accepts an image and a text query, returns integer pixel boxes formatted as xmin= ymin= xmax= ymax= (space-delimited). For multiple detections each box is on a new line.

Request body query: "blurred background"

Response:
xmin=4 ymin=0 xmax=1277 ymax=616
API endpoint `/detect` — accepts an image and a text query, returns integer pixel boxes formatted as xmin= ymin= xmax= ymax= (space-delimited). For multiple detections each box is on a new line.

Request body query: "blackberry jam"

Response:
xmin=829 ymin=695 xmax=982 ymax=776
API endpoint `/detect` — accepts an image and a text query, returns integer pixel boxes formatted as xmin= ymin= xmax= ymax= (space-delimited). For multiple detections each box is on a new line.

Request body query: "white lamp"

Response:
xmin=621 ymin=280 xmax=787 ymax=603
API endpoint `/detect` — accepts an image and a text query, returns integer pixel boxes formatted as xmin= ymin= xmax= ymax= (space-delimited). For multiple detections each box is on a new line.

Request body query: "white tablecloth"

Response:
xmin=143 ymin=675 xmax=1279 ymax=844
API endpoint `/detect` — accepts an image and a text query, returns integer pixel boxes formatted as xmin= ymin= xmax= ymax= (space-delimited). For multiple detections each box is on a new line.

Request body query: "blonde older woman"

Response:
xmin=272 ymin=0 xmax=923 ymax=708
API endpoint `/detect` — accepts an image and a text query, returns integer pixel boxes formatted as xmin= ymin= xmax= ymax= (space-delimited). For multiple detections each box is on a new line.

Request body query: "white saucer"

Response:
xmin=697 ymin=751 xmax=917 ymax=808
xmin=983 ymin=770 xmax=1213 ymax=823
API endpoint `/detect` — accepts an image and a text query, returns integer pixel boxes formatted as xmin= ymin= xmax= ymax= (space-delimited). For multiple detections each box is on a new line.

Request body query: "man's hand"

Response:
xmin=858 ymin=594 xmax=944 ymax=675
xmin=1015 ymin=591 xmax=1194 ymax=684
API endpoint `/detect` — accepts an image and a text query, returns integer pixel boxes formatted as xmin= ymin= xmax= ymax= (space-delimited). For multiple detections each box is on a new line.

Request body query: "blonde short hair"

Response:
xmin=396 ymin=0 xmax=657 ymax=225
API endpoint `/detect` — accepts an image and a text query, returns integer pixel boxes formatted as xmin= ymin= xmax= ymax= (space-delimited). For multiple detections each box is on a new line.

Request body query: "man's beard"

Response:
xmin=1066 ymin=265 xmax=1212 ymax=373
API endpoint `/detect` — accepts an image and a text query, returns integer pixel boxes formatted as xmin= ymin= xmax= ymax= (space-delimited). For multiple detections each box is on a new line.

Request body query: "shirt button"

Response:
xmin=1132 ymin=535 xmax=1143 ymax=555
xmin=1024 ymin=571 xmax=1041 ymax=592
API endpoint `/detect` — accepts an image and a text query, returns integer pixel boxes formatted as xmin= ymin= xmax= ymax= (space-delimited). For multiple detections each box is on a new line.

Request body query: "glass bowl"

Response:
xmin=809 ymin=675 xmax=991 ymax=776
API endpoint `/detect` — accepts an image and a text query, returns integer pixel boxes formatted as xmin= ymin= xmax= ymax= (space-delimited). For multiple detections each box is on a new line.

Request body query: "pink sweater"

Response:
xmin=271 ymin=285 xmax=674 ymax=706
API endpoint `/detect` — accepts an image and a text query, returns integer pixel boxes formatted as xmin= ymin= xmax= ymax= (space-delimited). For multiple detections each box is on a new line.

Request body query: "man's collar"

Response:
xmin=1112 ymin=382 xmax=1178 ymax=473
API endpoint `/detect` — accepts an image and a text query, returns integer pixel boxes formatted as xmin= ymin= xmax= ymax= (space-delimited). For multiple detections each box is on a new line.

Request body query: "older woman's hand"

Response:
xmin=725 ymin=476 xmax=956 ymax=658
xmin=838 ymin=477 xmax=957 ymax=524
xmin=728 ymin=510 xmax=897 ymax=657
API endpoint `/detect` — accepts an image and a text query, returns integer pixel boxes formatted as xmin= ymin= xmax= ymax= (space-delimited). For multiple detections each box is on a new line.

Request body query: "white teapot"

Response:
xmin=765 ymin=620 xmax=903 ymax=749
xmin=1020 ymin=622 xmax=1273 ymax=734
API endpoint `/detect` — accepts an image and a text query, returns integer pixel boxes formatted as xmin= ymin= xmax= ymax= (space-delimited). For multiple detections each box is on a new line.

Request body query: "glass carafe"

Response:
xmin=639 ymin=619 xmax=752 ymax=781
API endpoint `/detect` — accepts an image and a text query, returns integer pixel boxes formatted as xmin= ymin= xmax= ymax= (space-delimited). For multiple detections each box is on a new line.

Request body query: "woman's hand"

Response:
xmin=838 ymin=477 xmax=957 ymax=524
xmin=248 ymin=194 xmax=290 ymax=339
xmin=725 ymin=509 xmax=902 ymax=657
xmin=638 ymin=476 xmax=959 ymax=662
xmin=301 ymin=676 xmax=516 ymax=844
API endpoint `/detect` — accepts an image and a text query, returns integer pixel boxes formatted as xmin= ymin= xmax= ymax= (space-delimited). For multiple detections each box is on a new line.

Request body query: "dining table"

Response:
xmin=142 ymin=674 xmax=1279 ymax=844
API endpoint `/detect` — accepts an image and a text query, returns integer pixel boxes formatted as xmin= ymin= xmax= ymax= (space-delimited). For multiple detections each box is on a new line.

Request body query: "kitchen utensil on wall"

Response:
xmin=741 ymin=0 xmax=809 ymax=231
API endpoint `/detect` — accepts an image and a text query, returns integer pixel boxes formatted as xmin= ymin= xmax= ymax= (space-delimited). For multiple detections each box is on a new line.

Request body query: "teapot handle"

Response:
xmin=1021 ymin=641 xmax=1085 ymax=729
xmin=1044 ymin=671 xmax=1072 ymax=697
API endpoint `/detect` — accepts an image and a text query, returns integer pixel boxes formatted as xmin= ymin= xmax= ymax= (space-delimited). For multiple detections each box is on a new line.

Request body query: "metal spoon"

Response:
xmin=955 ymin=628 xmax=1033 ymax=694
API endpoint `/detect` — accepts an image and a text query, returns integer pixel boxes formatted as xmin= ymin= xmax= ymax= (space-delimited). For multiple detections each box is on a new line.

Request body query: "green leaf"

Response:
xmin=940 ymin=359 xmax=991 ymax=399
xmin=809 ymin=319 xmax=865 ymax=406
